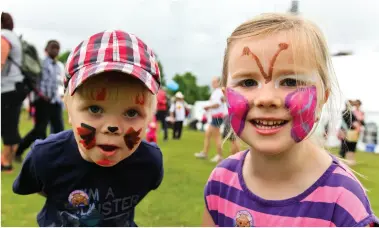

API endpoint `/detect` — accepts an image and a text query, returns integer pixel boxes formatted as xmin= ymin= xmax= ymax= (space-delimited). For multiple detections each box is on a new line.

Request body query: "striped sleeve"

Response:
xmin=204 ymin=152 xmax=246 ymax=226
xmin=329 ymin=166 xmax=379 ymax=226
xmin=204 ymin=167 xmax=219 ymax=225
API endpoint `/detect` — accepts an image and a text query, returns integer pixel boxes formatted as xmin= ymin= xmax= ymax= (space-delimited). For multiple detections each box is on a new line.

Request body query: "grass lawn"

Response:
xmin=1 ymin=110 xmax=379 ymax=226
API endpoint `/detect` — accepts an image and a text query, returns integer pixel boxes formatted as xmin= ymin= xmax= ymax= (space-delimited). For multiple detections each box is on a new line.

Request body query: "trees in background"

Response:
xmin=169 ymin=72 xmax=210 ymax=104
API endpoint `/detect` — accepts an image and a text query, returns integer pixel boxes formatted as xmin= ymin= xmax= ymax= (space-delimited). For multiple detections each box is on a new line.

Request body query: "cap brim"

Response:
xmin=68 ymin=61 xmax=159 ymax=95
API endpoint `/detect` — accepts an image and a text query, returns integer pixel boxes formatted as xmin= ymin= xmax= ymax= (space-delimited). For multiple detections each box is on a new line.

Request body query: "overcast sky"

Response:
xmin=3 ymin=0 xmax=379 ymax=87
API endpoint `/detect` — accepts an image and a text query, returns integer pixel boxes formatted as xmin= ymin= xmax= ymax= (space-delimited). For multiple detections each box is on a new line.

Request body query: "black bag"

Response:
xmin=8 ymin=36 xmax=43 ymax=97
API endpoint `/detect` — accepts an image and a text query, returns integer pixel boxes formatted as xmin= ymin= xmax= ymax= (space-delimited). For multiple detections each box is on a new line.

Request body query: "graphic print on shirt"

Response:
xmin=57 ymin=188 xmax=140 ymax=226
xmin=234 ymin=210 xmax=254 ymax=227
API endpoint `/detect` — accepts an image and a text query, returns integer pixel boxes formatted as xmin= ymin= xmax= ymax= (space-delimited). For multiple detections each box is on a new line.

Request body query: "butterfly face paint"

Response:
xmin=242 ymin=43 xmax=289 ymax=84
xmin=285 ymin=86 xmax=317 ymax=142
xmin=124 ymin=127 xmax=142 ymax=150
xmin=225 ymin=88 xmax=250 ymax=136
xmin=77 ymin=123 xmax=96 ymax=149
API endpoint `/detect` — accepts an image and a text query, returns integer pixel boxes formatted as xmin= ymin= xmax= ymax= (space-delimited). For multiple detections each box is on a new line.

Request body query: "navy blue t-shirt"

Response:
xmin=13 ymin=130 xmax=163 ymax=227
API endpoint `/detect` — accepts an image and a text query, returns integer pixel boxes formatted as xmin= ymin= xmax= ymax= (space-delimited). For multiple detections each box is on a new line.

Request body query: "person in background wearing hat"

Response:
xmin=169 ymin=91 xmax=188 ymax=140
xmin=13 ymin=30 xmax=164 ymax=227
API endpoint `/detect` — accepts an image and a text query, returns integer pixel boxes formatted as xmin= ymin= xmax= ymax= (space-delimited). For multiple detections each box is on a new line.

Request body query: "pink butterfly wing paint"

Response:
xmin=226 ymin=88 xmax=250 ymax=136
xmin=285 ymin=86 xmax=317 ymax=142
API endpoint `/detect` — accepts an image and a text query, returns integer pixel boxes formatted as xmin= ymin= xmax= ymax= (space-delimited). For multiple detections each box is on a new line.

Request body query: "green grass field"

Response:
xmin=1 ymin=111 xmax=379 ymax=226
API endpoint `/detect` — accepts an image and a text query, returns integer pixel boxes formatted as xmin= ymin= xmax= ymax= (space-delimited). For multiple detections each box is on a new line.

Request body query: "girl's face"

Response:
xmin=66 ymin=73 xmax=152 ymax=167
xmin=225 ymin=31 xmax=323 ymax=155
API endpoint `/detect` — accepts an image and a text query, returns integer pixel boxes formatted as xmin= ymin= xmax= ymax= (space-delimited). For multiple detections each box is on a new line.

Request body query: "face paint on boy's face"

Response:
xmin=124 ymin=127 xmax=142 ymax=150
xmin=242 ymin=43 xmax=289 ymax=84
xmin=285 ymin=86 xmax=317 ymax=143
xmin=225 ymin=88 xmax=250 ymax=136
xmin=94 ymin=88 xmax=106 ymax=101
xmin=77 ymin=123 xmax=96 ymax=149
xmin=135 ymin=93 xmax=145 ymax=105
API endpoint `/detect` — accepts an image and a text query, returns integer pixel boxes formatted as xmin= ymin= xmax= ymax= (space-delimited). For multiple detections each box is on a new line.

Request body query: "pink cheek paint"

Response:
xmin=285 ymin=86 xmax=317 ymax=142
xmin=226 ymin=88 xmax=250 ymax=136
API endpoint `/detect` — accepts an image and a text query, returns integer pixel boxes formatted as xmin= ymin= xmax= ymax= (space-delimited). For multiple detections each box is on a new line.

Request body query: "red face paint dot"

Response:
xmin=135 ymin=93 xmax=145 ymax=105
xmin=279 ymin=43 xmax=289 ymax=49
xmin=95 ymin=88 xmax=106 ymax=101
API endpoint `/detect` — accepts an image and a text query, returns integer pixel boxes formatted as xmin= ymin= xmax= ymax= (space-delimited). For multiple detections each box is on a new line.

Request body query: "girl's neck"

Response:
xmin=247 ymin=140 xmax=328 ymax=182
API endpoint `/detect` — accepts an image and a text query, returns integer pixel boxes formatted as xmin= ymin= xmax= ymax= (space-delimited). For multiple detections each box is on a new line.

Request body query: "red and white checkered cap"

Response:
xmin=64 ymin=30 xmax=161 ymax=95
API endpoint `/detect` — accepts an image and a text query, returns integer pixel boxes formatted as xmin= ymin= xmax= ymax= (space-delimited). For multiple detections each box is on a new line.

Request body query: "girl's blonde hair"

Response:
xmin=221 ymin=13 xmax=344 ymax=146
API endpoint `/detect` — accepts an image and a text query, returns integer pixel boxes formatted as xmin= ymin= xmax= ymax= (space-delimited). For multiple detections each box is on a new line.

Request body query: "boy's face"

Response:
xmin=65 ymin=72 xmax=152 ymax=167
xmin=46 ymin=42 xmax=60 ymax=59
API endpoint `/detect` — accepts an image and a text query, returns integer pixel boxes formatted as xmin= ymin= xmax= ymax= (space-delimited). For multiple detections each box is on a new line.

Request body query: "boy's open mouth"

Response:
xmin=250 ymin=119 xmax=289 ymax=129
xmin=98 ymin=144 xmax=119 ymax=152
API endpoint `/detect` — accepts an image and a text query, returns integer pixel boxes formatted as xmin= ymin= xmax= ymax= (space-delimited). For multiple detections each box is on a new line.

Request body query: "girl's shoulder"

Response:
xmin=316 ymin=156 xmax=379 ymax=226
xmin=205 ymin=150 xmax=247 ymax=186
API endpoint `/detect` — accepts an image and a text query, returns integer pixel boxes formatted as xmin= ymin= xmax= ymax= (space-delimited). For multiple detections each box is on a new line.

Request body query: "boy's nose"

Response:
xmin=108 ymin=126 xmax=119 ymax=133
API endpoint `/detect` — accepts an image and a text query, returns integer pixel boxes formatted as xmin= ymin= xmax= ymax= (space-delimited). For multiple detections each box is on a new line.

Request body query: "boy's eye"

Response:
xmin=88 ymin=105 xmax=103 ymax=114
xmin=241 ymin=79 xmax=258 ymax=87
xmin=125 ymin=109 xmax=139 ymax=118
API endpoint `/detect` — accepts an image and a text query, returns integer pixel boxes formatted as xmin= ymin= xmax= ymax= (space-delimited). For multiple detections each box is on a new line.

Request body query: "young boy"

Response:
xmin=13 ymin=30 xmax=163 ymax=227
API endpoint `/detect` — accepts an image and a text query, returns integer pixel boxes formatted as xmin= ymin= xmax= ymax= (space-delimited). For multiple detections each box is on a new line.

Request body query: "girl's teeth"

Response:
xmin=256 ymin=120 xmax=284 ymax=125
xmin=254 ymin=120 xmax=286 ymax=128
xmin=256 ymin=125 xmax=281 ymax=129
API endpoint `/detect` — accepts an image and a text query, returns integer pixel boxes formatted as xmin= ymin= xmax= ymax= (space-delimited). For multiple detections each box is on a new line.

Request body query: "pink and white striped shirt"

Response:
xmin=204 ymin=150 xmax=379 ymax=227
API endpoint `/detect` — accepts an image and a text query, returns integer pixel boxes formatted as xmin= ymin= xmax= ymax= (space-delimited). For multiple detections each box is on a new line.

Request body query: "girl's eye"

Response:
xmin=280 ymin=78 xmax=307 ymax=87
xmin=88 ymin=105 xmax=103 ymax=114
xmin=241 ymin=79 xmax=258 ymax=87
xmin=125 ymin=109 xmax=139 ymax=118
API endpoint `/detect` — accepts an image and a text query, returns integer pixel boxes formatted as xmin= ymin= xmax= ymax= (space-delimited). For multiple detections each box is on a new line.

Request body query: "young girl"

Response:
xmin=202 ymin=13 xmax=378 ymax=227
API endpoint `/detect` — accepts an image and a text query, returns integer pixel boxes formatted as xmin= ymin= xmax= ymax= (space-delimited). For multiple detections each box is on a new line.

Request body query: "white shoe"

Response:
xmin=195 ymin=152 xmax=207 ymax=159
xmin=210 ymin=155 xmax=223 ymax=163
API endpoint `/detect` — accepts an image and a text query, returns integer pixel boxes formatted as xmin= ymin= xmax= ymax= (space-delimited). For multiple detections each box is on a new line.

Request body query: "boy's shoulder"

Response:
xmin=133 ymin=140 xmax=162 ymax=166
xmin=25 ymin=130 xmax=81 ymax=174
xmin=30 ymin=130 xmax=76 ymax=160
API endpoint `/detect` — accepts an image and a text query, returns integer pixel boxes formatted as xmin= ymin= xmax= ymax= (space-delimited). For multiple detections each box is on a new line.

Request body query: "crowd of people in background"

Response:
xmin=1 ymin=12 xmax=65 ymax=171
